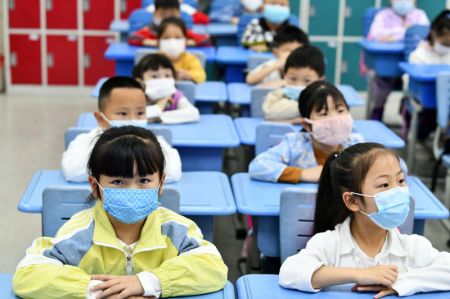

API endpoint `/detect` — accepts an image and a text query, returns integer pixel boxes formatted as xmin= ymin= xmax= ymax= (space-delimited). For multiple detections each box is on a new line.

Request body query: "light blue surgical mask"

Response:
xmin=263 ymin=4 xmax=290 ymax=25
xmin=100 ymin=113 xmax=148 ymax=129
xmin=352 ymin=186 xmax=410 ymax=230
xmin=392 ymin=0 xmax=414 ymax=17
xmin=98 ymin=183 xmax=159 ymax=224
xmin=284 ymin=85 xmax=305 ymax=100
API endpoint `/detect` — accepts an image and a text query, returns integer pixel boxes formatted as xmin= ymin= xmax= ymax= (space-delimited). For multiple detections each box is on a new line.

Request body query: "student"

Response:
xmin=367 ymin=0 xmax=429 ymax=120
xmin=14 ymin=126 xmax=228 ymax=299
xmin=209 ymin=0 xmax=263 ymax=24
xmin=246 ymin=25 xmax=309 ymax=87
xmin=133 ymin=53 xmax=200 ymax=124
xmin=158 ymin=17 xmax=207 ymax=83
xmin=262 ymin=45 xmax=325 ymax=122
xmin=241 ymin=0 xmax=292 ymax=52
xmin=62 ymin=76 xmax=182 ymax=183
xmin=249 ymin=81 xmax=363 ymax=183
xmin=279 ymin=142 xmax=450 ymax=297
xmin=128 ymin=0 xmax=210 ymax=47
xmin=146 ymin=0 xmax=210 ymax=24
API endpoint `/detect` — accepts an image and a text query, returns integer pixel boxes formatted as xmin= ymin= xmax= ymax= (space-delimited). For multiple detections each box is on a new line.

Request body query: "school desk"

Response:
xmin=17 ymin=170 xmax=236 ymax=241
xmin=231 ymin=173 xmax=449 ymax=257
xmin=215 ymin=46 xmax=273 ymax=83
xmin=237 ymin=274 xmax=450 ymax=299
xmin=358 ymin=40 xmax=405 ymax=77
xmin=76 ymin=113 xmax=240 ymax=171
xmin=227 ymin=83 xmax=365 ymax=116
xmin=233 ymin=117 xmax=405 ymax=149
xmin=105 ymin=42 xmax=216 ymax=76
xmin=0 ymin=273 xmax=235 ymax=299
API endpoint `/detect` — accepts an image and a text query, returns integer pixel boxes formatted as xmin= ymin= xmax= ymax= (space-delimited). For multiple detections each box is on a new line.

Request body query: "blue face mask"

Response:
xmin=100 ymin=113 xmax=148 ymax=129
xmin=392 ymin=0 xmax=414 ymax=16
xmin=284 ymin=85 xmax=305 ymax=100
xmin=263 ymin=4 xmax=290 ymax=25
xmin=98 ymin=183 xmax=159 ymax=224
xmin=352 ymin=187 xmax=410 ymax=230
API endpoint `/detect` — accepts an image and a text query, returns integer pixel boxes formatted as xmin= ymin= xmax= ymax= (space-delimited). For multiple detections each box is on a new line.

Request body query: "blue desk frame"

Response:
xmin=232 ymin=173 xmax=449 ymax=257
xmin=358 ymin=40 xmax=405 ymax=77
xmin=18 ymin=171 xmax=237 ymax=241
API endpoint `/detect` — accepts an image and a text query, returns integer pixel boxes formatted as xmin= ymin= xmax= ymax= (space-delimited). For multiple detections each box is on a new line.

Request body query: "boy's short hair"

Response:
xmin=155 ymin=0 xmax=180 ymax=10
xmin=98 ymin=76 xmax=144 ymax=111
xmin=157 ymin=16 xmax=187 ymax=38
xmin=284 ymin=45 xmax=325 ymax=77
xmin=133 ymin=53 xmax=177 ymax=79
xmin=273 ymin=25 xmax=309 ymax=48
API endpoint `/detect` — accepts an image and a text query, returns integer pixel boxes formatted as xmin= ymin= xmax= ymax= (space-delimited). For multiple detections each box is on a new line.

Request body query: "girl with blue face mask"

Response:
xmin=13 ymin=126 xmax=228 ymax=299
xmin=279 ymin=143 xmax=450 ymax=298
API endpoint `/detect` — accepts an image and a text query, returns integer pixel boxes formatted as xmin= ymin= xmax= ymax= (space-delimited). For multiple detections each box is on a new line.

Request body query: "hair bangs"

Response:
xmin=311 ymin=86 xmax=348 ymax=114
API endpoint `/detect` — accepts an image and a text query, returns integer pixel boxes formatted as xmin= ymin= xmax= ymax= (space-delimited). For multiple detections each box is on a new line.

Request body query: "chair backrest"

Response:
xmin=135 ymin=48 xmax=206 ymax=68
xmin=250 ymin=87 xmax=275 ymax=118
xmin=436 ymin=72 xmax=450 ymax=129
xmin=174 ymin=80 xmax=196 ymax=104
xmin=64 ymin=127 xmax=173 ymax=150
xmin=255 ymin=122 xmax=295 ymax=155
xmin=42 ymin=186 xmax=180 ymax=237
xmin=363 ymin=7 xmax=381 ymax=38
xmin=247 ymin=53 xmax=272 ymax=71
xmin=279 ymin=188 xmax=416 ymax=262
xmin=404 ymin=25 xmax=430 ymax=60
xmin=129 ymin=8 xmax=152 ymax=33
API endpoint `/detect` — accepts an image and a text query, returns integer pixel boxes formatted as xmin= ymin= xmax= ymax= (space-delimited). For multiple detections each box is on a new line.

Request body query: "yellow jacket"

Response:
xmin=13 ymin=201 xmax=227 ymax=298
xmin=173 ymin=52 xmax=207 ymax=83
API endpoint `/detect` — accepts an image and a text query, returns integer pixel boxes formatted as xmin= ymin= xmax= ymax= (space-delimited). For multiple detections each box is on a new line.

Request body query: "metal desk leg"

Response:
xmin=406 ymin=96 xmax=422 ymax=172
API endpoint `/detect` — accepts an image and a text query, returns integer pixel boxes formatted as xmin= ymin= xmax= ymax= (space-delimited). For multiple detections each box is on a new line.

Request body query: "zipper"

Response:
xmin=126 ymin=254 xmax=133 ymax=275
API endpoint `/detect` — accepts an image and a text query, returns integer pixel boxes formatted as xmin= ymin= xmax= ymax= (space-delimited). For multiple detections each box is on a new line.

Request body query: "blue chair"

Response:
xmin=255 ymin=122 xmax=293 ymax=155
xmin=247 ymin=54 xmax=271 ymax=71
xmin=42 ymin=186 xmax=180 ymax=237
xmin=363 ymin=7 xmax=381 ymax=38
xmin=129 ymin=8 xmax=152 ymax=33
xmin=250 ymin=87 xmax=274 ymax=118
xmin=64 ymin=127 xmax=173 ymax=150
xmin=404 ymin=25 xmax=430 ymax=60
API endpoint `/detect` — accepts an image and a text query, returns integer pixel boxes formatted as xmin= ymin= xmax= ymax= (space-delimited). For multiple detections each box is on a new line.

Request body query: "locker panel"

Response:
xmin=308 ymin=0 xmax=339 ymax=36
xmin=84 ymin=36 xmax=115 ymax=85
xmin=120 ymin=0 xmax=142 ymax=19
xmin=8 ymin=0 xmax=40 ymax=29
xmin=9 ymin=34 xmax=42 ymax=84
xmin=344 ymin=0 xmax=375 ymax=36
xmin=341 ymin=42 xmax=367 ymax=91
xmin=311 ymin=41 xmax=337 ymax=84
xmin=47 ymin=35 xmax=78 ymax=85
xmin=46 ymin=0 xmax=77 ymax=29
xmin=83 ymin=0 xmax=115 ymax=30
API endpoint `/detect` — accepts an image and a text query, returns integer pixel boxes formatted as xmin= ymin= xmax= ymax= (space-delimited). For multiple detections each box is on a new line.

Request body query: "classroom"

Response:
xmin=1 ymin=0 xmax=450 ymax=298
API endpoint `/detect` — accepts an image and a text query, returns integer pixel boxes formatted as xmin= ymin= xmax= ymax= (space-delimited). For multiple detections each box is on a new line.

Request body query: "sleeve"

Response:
xmin=408 ymin=46 xmax=428 ymax=64
xmin=183 ymin=54 xmax=207 ymax=83
xmin=368 ymin=10 xmax=405 ymax=41
xmin=393 ymin=235 xmax=450 ymax=296
xmin=279 ymin=231 xmax=337 ymax=293
xmin=13 ymin=237 xmax=91 ymax=299
xmin=146 ymin=105 xmax=163 ymax=119
xmin=263 ymin=90 xmax=299 ymax=121
xmin=192 ymin=11 xmax=210 ymax=24
xmin=249 ymin=134 xmax=294 ymax=182
xmin=186 ymin=30 xmax=211 ymax=47
xmin=157 ymin=136 xmax=182 ymax=183
xmin=151 ymin=221 xmax=228 ymax=297
xmin=160 ymin=96 xmax=200 ymax=124
xmin=128 ymin=27 xmax=157 ymax=46
xmin=278 ymin=167 xmax=303 ymax=183
xmin=136 ymin=272 xmax=161 ymax=298
xmin=417 ymin=10 xmax=430 ymax=25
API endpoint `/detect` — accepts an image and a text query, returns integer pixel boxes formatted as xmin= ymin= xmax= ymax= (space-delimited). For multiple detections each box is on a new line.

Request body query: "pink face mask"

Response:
xmin=305 ymin=114 xmax=353 ymax=146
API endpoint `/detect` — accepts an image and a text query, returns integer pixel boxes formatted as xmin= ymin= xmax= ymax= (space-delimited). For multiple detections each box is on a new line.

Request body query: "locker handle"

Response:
xmin=46 ymin=0 xmax=53 ymax=11
xmin=83 ymin=0 xmax=91 ymax=11
xmin=10 ymin=52 xmax=17 ymax=67
xmin=309 ymin=5 xmax=316 ymax=17
xmin=121 ymin=0 xmax=127 ymax=13
xmin=341 ymin=61 xmax=348 ymax=74
xmin=84 ymin=54 xmax=91 ymax=69
xmin=47 ymin=53 xmax=54 ymax=68
xmin=9 ymin=0 xmax=15 ymax=10
xmin=345 ymin=6 xmax=352 ymax=18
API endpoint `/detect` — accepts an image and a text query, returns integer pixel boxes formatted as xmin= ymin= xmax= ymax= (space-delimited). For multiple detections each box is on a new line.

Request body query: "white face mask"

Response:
xmin=433 ymin=42 xmax=450 ymax=55
xmin=241 ymin=0 xmax=263 ymax=12
xmin=144 ymin=78 xmax=176 ymax=101
xmin=100 ymin=113 xmax=147 ymax=128
xmin=159 ymin=38 xmax=186 ymax=60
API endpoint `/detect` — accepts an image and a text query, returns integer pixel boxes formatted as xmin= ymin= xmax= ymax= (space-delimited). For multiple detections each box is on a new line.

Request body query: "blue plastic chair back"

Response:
xmin=404 ymin=25 xmax=430 ymax=60
xmin=255 ymin=122 xmax=294 ymax=155
xmin=436 ymin=72 xmax=450 ymax=129
xmin=64 ymin=127 xmax=173 ymax=150
xmin=129 ymin=8 xmax=152 ymax=32
xmin=250 ymin=87 xmax=275 ymax=118
xmin=247 ymin=54 xmax=272 ymax=71
xmin=363 ymin=7 xmax=381 ymax=38
xmin=42 ymin=186 xmax=180 ymax=237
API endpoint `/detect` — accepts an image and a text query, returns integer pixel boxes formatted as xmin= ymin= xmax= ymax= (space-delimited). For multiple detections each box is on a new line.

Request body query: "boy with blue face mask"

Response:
xmin=61 ymin=76 xmax=182 ymax=183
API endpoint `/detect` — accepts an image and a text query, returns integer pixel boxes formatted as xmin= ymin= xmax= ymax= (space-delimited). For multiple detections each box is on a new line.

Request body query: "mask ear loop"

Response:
xmin=350 ymin=192 xmax=374 ymax=216
xmin=94 ymin=179 xmax=105 ymax=200
xmin=99 ymin=112 xmax=112 ymax=126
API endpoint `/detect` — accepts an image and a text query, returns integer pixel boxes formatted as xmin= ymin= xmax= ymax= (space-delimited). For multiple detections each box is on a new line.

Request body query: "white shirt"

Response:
xmin=146 ymin=96 xmax=200 ymax=124
xmin=61 ymin=127 xmax=182 ymax=183
xmin=409 ymin=41 xmax=450 ymax=64
xmin=279 ymin=217 xmax=450 ymax=296
xmin=248 ymin=59 xmax=282 ymax=84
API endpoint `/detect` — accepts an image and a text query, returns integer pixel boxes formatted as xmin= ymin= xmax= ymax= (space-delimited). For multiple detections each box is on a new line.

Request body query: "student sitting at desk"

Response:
xmin=262 ymin=45 xmax=325 ymax=122
xmin=157 ymin=17 xmax=207 ymax=83
xmin=62 ymin=76 xmax=182 ymax=183
xmin=209 ymin=0 xmax=263 ymax=24
xmin=279 ymin=142 xmax=450 ymax=297
xmin=128 ymin=0 xmax=210 ymax=47
xmin=14 ymin=126 xmax=228 ymax=299
xmin=246 ymin=25 xmax=309 ymax=87
xmin=146 ymin=0 xmax=210 ymax=24
xmin=249 ymin=81 xmax=363 ymax=183
xmin=133 ymin=53 xmax=200 ymax=124
xmin=367 ymin=0 xmax=429 ymax=121
xmin=241 ymin=0 xmax=293 ymax=52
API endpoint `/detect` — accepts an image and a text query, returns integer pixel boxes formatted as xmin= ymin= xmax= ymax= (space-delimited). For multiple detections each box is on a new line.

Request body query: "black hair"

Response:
xmin=155 ymin=0 xmax=180 ymax=10
xmin=313 ymin=143 xmax=400 ymax=234
xmin=428 ymin=9 xmax=450 ymax=43
xmin=98 ymin=76 xmax=144 ymax=111
xmin=87 ymin=126 xmax=165 ymax=200
xmin=273 ymin=25 xmax=309 ymax=48
xmin=298 ymin=81 xmax=348 ymax=118
xmin=157 ymin=16 xmax=187 ymax=38
xmin=284 ymin=45 xmax=325 ymax=76
xmin=133 ymin=53 xmax=177 ymax=79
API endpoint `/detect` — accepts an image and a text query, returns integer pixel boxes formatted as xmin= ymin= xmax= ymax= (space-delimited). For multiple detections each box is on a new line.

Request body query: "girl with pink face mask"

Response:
xmin=249 ymin=81 xmax=364 ymax=183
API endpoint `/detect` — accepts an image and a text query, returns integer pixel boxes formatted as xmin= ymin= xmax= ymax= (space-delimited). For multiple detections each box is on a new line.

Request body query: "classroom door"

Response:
xmin=46 ymin=0 xmax=78 ymax=29
xmin=47 ymin=35 xmax=79 ymax=85
xmin=8 ymin=0 xmax=40 ymax=29
xmin=120 ymin=0 xmax=142 ymax=19
xmin=9 ymin=34 xmax=42 ymax=84
xmin=83 ymin=0 xmax=115 ymax=30
xmin=84 ymin=36 xmax=115 ymax=85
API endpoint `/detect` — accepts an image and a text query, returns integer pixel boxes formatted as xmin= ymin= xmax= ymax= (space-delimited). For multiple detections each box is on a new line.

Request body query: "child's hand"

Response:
xmin=300 ymin=165 xmax=323 ymax=182
xmin=231 ymin=17 xmax=240 ymax=25
xmin=354 ymin=265 xmax=398 ymax=289
xmin=352 ymin=284 xmax=398 ymax=299
xmin=142 ymin=39 xmax=158 ymax=47
xmin=156 ymin=97 xmax=173 ymax=111
xmin=177 ymin=70 xmax=193 ymax=81
xmin=275 ymin=51 xmax=291 ymax=68
xmin=250 ymin=44 xmax=268 ymax=52
xmin=90 ymin=275 xmax=145 ymax=299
